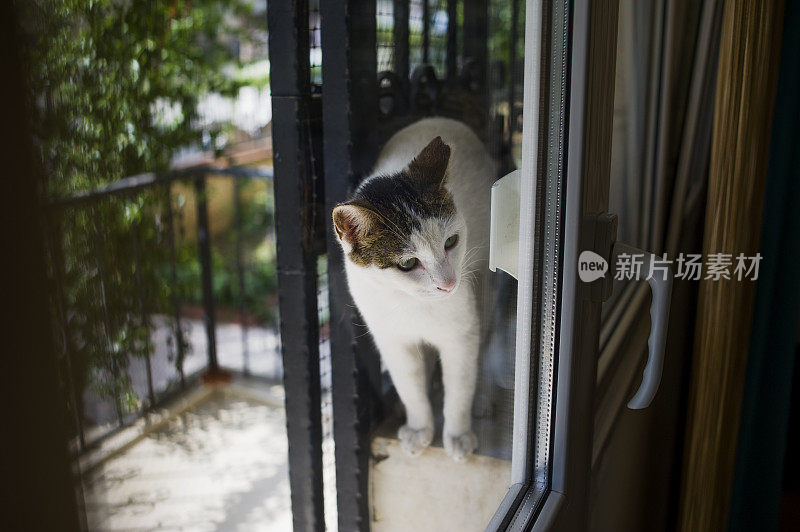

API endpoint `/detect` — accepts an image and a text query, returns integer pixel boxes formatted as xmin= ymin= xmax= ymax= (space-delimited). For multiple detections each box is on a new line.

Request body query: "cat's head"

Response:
xmin=333 ymin=136 xmax=469 ymax=300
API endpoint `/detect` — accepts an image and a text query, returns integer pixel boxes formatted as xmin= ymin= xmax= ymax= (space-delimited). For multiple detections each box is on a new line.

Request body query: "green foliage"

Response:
xmin=21 ymin=0 xmax=256 ymax=194
xmin=487 ymin=0 xmax=525 ymax=86
xmin=56 ymin=195 xmax=178 ymax=420
xmin=20 ymin=0 xmax=270 ymax=429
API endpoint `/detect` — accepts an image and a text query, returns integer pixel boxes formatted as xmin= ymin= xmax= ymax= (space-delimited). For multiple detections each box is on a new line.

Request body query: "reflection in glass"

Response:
xmin=364 ymin=0 xmax=524 ymax=527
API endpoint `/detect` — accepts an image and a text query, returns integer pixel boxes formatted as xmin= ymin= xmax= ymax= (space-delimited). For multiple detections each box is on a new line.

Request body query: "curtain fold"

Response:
xmin=679 ymin=1 xmax=785 ymax=530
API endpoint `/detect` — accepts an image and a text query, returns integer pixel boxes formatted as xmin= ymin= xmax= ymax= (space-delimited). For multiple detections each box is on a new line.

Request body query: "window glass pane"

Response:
xmin=363 ymin=0 xmax=525 ymax=527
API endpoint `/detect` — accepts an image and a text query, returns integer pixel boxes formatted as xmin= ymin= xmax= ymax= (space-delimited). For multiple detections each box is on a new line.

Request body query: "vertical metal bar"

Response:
xmin=268 ymin=0 xmax=325 ymax=529
xmin=45 ymin=214 xmax=85 ymax=449
xmin=422 ymin=0 xmax=430 ymax=63
xmin=194 ymin=173 xmax=219 ymax=372
xmin=91 ymin=210 xmax=124 ymax=426
xmin=233 ymin=178 xmax=250 ymax=375
xmin=131 ymin=221 xmax=155 ymax=406
xmin=463 ymin=0 xmax=489 ymax=93
xmin=321 ymin=0 xmax=381 ymax=528
xmin=394 ymin=0 xmax=410 ymax=86
xmin=446 ymin=0 xmax=458 ymax=83
xmin=163 ymin=183 xmax=186 ymax=386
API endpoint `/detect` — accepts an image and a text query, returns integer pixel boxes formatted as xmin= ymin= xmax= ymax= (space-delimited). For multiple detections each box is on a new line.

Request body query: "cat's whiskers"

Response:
xmin=460 ymin=251 xmax=485 ymax=275
xmin=460 ymin=245 xmax=485 ymax=269
xmin=460 ymin=269 xmax=480 ymax=289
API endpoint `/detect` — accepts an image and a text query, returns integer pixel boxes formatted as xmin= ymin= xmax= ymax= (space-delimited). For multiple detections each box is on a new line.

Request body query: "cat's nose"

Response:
xmin=437 ymin=280 xmax=456 ymax=293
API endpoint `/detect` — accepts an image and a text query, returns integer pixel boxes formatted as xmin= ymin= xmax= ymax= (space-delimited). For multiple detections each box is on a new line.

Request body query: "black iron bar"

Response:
xmin=394 ymin=0 xmax=410 ymax=87
xmin=91 ymin=210 xmax=125 ymax=427
xmin=163 ymin=183 xmax=187 ymax=387
xmin=47 ymin=166 xmax=272 ymax=210
xmin=131 ymin=221 xmax=156 ymax=406
xmin=269 ymin=0 xmax=326 ymax=527
xmin=463 ymin=0 xmax=489 ymax=96
xmin=194 ymin=173 xmax=219 ymax=373
xmin=321 ymin=0 xmax=381 ymax=527
xmin=43 ymin=168 xmax=275 ymax=448
xmin=233 ymin=178 xmax=250 ymax=375
xmin=446 ymin=0 xmax=457 ymax=83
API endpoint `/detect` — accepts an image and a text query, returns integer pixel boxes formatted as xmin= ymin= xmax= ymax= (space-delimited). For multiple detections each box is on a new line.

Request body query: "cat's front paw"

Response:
xmin=443 ymin=430 xmax=478 ymax=461
xmin=398 ymin=424 xmax=434 ymax=457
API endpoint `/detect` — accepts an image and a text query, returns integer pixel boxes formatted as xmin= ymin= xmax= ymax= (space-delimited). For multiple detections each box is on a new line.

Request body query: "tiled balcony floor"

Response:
xmin=82 ymin=389 xmax=291 ymax=531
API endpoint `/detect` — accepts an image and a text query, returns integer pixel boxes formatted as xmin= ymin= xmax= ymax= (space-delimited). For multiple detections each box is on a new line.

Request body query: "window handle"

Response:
xmin=489 ymin=177 xmax=673 ymax=409
xmin=611 ymin=242 xmax=674 ymax=409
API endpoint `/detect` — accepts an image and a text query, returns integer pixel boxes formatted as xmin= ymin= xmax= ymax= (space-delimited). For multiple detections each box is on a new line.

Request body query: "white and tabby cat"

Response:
xmin=333 ymin=118 xmax=495 ymax=461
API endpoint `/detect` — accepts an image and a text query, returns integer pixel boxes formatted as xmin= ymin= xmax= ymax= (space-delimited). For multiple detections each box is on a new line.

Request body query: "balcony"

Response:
xmin=43 ymin=155 xmax=342 ymax=530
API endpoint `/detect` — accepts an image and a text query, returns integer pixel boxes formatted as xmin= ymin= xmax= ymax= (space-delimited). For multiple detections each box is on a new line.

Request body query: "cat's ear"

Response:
xmin=407 ymin=136 xmax=451 ymax=188
xmin=332 ymin=203 xmax=375 ymax=252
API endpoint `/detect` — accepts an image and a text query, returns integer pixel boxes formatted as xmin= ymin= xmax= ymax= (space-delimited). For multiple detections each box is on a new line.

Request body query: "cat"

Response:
xmin=332 ymin=117 xmax=496 ymax=461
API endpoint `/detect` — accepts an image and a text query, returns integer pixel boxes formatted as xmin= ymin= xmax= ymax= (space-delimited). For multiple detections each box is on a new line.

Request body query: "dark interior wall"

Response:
xmin=0 ymin=2 xmax=82 ymax=529
xmin=779 ymin=345 xmax=800 ymax=531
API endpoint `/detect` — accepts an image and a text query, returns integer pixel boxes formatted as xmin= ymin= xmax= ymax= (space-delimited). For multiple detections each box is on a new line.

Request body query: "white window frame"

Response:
xmin=487 ymin=0 xmax=622 ymax=529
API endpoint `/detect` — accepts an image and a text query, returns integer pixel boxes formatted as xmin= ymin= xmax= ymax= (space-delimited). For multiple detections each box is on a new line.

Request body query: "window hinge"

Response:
xmin=580 ymin=212 xmax=618 ymax=302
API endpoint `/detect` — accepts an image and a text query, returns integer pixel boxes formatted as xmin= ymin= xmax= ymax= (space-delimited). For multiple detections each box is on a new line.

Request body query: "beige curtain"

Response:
xmin=679 ymin=1 xmax=785 ymax=530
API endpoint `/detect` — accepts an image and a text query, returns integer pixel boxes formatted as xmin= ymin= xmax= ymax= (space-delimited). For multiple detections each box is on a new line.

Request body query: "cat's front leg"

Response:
xmin=377 ymin=340 xmax=435 ymax=456
xmin=439 ymin=332 xmax=479 ymax=461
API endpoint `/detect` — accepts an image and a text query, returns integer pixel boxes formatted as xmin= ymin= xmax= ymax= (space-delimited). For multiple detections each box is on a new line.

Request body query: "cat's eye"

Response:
xmin=444 ymin=234 xmax=458 ymax=249
xmin=397 ymin=257 xmax=418 ymax=271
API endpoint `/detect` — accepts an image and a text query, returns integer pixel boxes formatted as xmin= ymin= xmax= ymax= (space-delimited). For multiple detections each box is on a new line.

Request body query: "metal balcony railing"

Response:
xmin=44 ymin=164 xmax=275 ymax=452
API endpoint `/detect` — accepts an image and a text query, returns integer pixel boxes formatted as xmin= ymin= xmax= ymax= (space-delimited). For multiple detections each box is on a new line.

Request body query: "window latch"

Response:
xmin=489 ymin=175 xmax=672 ymax=410
xmin=589 ymin=213 xmax=674 ymax=409
xmin=489 ymin=170 xmax=521 ymax=278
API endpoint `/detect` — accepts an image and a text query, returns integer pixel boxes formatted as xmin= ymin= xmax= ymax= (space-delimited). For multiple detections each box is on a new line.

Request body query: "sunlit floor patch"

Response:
xmin=82 ymin=391 xmax=291 ymax=531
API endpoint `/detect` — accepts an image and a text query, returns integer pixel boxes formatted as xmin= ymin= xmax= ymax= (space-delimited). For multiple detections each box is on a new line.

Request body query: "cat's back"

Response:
xmin=371 ymin=118 xmax=494 ymax=182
